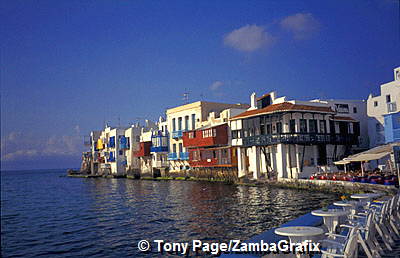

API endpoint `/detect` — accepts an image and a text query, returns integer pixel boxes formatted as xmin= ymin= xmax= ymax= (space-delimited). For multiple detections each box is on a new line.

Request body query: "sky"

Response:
xmin=1 ymin=0 xmax=399 ymax=170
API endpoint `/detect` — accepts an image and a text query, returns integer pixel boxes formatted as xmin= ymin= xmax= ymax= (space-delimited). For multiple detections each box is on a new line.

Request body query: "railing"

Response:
xmin=242 ymin=133 xmax=358 ymax=147
xmin=171 ymin=130 xmax=184 ymax=139
xmin=179 ymin=152 xmax=189 ymax=160
xmin=387 ymin=102 xmax=397 ymax=113
xmin=167 ymin=153 xmax=178 ymax=160
xmin=150 ymin=146 xmax=169 ymax=152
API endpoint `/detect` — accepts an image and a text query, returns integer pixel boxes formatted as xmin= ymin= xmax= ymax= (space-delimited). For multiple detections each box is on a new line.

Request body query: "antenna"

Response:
xmin=183 ymin=89 xmax=189 ymax=104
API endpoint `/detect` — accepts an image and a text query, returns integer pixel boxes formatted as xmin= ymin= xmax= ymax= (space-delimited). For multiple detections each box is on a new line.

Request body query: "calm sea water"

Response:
xmin=1 ymin=169 xmax=337 ymax=257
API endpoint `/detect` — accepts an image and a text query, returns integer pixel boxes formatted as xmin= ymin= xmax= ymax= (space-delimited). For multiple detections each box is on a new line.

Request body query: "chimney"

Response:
xmin=249 ymin=92 xmax=257 ymax=110
xmin=270 ymin=91 xmax=276 ymax=102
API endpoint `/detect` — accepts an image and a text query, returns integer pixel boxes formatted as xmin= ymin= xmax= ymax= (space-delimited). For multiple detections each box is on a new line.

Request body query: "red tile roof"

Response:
xmin=230 ymin=102 xmax=335 ymax=120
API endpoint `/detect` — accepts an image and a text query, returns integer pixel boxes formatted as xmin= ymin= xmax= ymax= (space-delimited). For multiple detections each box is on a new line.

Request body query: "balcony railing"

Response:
xmin=150 ymin=146 xmax=169 ymax=152
xmin=167 ymin=153 xmax=178 ymax=160
xmin=179 ymin=152 xmax=189 ymax=160
xmin=172 ymin=130 xmax=184 ymax=139
xmin=241 ymin=133 xmax=358 ymax=147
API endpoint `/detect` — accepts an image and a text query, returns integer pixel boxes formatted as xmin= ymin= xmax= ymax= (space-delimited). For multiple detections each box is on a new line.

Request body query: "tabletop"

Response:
xmin=311 ymin=209 xmax=349 ymax=217
xmin=351 ymin=193 xmax=381 ymax=199
xmin=274 ymin=226 xmax=324 ymax=237
xmin=333 ymin=201 xmax=357 ymax=207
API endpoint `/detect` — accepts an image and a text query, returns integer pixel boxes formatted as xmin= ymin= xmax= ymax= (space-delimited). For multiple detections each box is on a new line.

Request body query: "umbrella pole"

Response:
xmin=344 ymin=164 xmax=347 ymax=173
xmin=361 ymin=161 xmax=364 ymax=177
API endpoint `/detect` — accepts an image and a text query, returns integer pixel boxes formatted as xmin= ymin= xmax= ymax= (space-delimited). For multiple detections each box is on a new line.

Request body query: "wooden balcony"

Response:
xmin=241 ymin=133 xmax=358 ymax=147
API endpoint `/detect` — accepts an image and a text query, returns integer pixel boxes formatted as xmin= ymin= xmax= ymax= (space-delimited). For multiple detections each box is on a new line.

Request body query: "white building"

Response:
xmin=150 ymin=117 xmax=169 ymax=176
xmin=230 ymin=92 xmax=362 ymax=179
xmin=310 ymin=99 xmax=368 ymax=150
xmin=367 ymin=67 xmax=400 ymax=148
xmin=166 ymin=101 xmax=249 ymax=173
xmin=97 ymin=126 xmax=127 ymax=175
xmin=124 ymin=123 xmax=142 ymax=175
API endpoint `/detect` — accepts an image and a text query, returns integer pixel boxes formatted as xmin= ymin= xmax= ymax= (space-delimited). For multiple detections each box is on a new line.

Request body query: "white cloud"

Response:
xmin=223 ymin=25 xmax=274 ymax=52
xmin=209 ymin=81 xmax=224 ymax=91
xmin=1 ymin=131 xmax=84 ymax=162
xmin=280 ymin=13 xmax=320 ymax=40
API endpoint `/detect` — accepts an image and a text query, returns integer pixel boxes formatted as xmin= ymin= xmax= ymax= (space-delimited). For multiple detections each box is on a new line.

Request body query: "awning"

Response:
xmin=344 ymin=152 xmax=390 ymax=162
xmin=334 ymin=160 xmax=351 ymax=165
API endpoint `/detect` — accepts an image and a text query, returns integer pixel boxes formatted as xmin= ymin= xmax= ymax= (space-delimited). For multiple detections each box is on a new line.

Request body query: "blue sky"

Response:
xmin=1 ymin=0 xmax=399 ymax=170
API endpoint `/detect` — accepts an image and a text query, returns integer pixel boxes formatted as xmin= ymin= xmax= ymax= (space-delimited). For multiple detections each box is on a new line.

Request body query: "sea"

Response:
xmin=1 ymin=169 xmax=338 ymax=257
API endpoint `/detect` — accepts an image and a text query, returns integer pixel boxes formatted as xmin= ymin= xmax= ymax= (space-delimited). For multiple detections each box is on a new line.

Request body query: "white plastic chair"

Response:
xmin=320 ymin=227 xmax=359 ymax=258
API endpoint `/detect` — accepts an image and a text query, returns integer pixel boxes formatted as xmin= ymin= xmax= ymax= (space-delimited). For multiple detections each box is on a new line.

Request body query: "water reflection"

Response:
xmin=2 ymin=170 xmax=338 ymax=257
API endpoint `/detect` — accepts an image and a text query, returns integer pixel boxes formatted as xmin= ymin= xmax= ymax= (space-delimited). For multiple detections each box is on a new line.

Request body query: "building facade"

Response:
xmin=230 ymin=92 xmax=360 ymax=179
xmin=367 ymin=67 xmax=400 ymax=147
xmin=166 ymin=101 xmax=249 ymax=173
xmin=182 ymin=108 xmax=246 ymax=170
xmin=150 ymin=117 xmax=169 ymax=175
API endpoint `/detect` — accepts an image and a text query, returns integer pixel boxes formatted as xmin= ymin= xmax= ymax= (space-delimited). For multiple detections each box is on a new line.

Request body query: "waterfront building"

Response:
xmin=150 ymin=117 xmax=169 ymax=176
xmin=166 ymin=101 xmax=249 ymax=173
xmin=125 ymin=120 xmax=156 ymax=176
xmin=230 ymin=92 xmax=361 ymax=179
xmin=309 ymin=99 xmax=368 ymax=150
xmin=84 ymin=130 xmax=101 ymax=175
xmin=124 ymin=124 xmax=142 ymax=175
xmin=134 ymin=127 xmax=155 ymax=177
xmin=182 ymin=108 xmax=246 ymax=170
xmin=367 ymin=67 xmax=400 ymax=147
xmin=97 ymin=126 xmax=128 ymax=175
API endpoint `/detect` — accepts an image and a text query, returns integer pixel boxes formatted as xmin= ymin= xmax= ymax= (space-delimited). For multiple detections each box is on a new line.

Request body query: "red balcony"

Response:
xmin=134 ymin=142 xmax=151 ymax=157
xmin=183 ymin=124 xmax=228 ymax=148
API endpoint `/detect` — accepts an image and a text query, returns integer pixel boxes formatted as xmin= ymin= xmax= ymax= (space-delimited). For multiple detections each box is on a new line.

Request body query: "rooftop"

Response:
xmin=230 ymin=102 xmax=335 ymax=120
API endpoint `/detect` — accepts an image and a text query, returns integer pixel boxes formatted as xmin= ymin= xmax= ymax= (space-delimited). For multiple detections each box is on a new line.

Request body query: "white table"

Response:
xmin=275 ymin=226 xmax=324 ymax=257
xmin=351 ymin=193 xmax=381 ymax=202
xmin=333 ymin=201 xmax=357 ymax=214
xmin=311 ymin=209 xmax=349 ymax=234
xmin=351 ymin=193 xmax=382 ymax=211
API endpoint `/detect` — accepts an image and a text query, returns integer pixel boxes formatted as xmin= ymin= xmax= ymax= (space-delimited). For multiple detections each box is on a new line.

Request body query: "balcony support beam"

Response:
xmin=237 ymin=147 xmax=247 ymax=178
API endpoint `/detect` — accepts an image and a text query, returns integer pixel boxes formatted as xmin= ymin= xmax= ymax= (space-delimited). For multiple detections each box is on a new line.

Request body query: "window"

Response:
xmin=300 ymin=119 xmax=307 ymax=133
xmin=289 ymin=119 xmax=296 ymax=133
xmin=335 ymin=104 xmax=349 ymax=113
xmin=172 ymin=118 xmax=176 ymax=131
xmin=188 ymin=132 xmax=195 ymax=138
xmin=374 ymin=101 xmax=378 ymax=107
xmin=329 ymin=120 xmax=335 ymax=134
xmin=386 ymin=94 xmax=391 ymax=103
xmin=276 ymin=122 xmax=282 ymax=133
xmin=173 ymin=144 xmax=176 ymax=153
xmin=309 ymin=120 xmax=317 ymax=133
xmin=178 ymin=117 xmax=182 ymax=130
xmin=191 ymin=114 xmax=196 ymax=130
xmin=353 ymin=107 xmax=357 ymax=113
xmin=185 ymin=116 xmax=189 ymax=130
xmin=232 ymin=130 xmax=239 ymax=139
xmin=260 ymin=117 xmax=265 ymax=135
xmin=376 ymin=123 xmax=382 ymax=132
xmin=179 ymin=143 xmax=183 ymax=153
xmin=319 ymin=120 xmax=326 ymax=133
xmin=266 ymin=124 xmax=272 ymax=134
xmin=202 ymin=128 xmax=216 ymax=138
